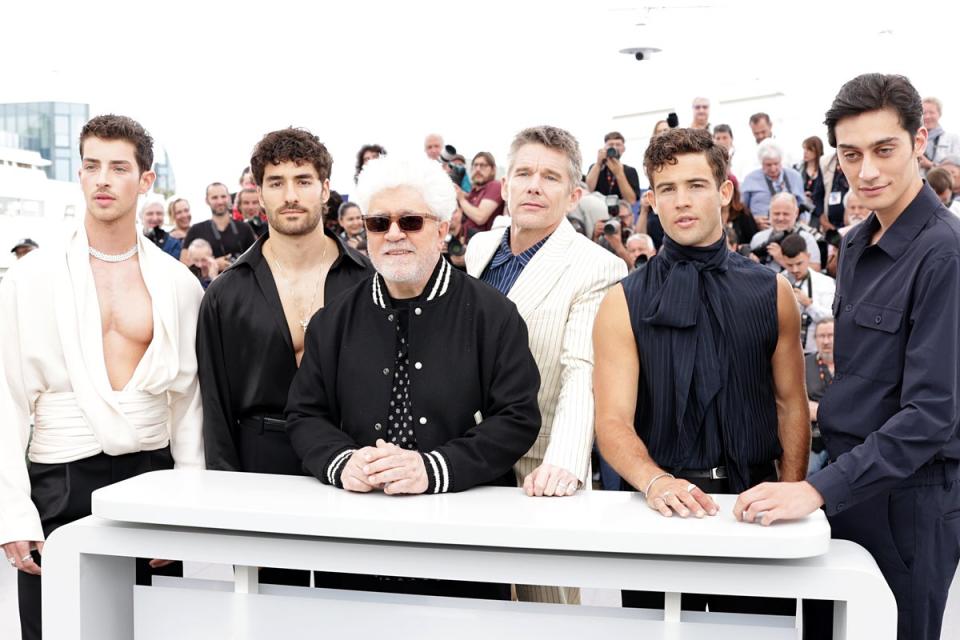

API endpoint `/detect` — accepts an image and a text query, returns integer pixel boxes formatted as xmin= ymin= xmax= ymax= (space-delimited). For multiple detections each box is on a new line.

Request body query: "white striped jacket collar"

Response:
xmin=371 ymin=257 xmax=453 ymax=309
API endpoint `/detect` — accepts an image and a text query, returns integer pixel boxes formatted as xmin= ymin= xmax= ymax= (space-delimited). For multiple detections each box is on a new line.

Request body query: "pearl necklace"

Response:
xmin=88 ymin=244 xmax=139 ymax=263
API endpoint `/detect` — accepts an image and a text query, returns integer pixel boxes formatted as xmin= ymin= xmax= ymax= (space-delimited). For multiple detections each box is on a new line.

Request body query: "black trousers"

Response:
xmin=236 ymin=420 xmax=509 ymax=599
xmin=621 ymin=465 xmax=795 ymax=617
xmin=18 ymin=448 xmax=182 ymax=640
xmin=805 ymin=461 xmax=960 ymax=640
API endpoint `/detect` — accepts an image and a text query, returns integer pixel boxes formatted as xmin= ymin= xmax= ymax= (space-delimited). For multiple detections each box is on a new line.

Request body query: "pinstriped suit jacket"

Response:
xmin=465 ymin=219 xmax=627 ymax=483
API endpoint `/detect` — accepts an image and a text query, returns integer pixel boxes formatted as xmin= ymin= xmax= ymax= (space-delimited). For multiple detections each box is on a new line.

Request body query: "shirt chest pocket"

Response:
xmin=848 ymin=301 xmax=904 ymax=383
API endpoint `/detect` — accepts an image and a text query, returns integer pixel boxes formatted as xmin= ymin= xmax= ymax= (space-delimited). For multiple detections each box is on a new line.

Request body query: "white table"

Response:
xmin=42 ymin=469 xmax=895 ymax=639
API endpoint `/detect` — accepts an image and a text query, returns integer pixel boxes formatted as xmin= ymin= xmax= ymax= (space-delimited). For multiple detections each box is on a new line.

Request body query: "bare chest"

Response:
xmin=276 ymin=279 xmax=326 ymax=365
xmin=90 ymin=258 xmax=154 ymax=388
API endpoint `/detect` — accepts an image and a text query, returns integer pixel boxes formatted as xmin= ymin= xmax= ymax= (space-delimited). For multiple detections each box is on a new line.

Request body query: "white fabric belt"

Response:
xmin=29 ymin=391 xmax=170 ymax=464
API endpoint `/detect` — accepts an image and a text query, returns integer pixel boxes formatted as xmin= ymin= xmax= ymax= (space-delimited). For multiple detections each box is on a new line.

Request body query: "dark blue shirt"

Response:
xmin=809 ymin=184 xmax=960 ymax=516
xmin=480 ymin=228 xmax=549 ymax=295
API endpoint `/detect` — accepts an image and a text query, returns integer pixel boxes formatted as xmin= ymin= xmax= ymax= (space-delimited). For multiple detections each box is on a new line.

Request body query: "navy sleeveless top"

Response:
xmin=620 ymin=236 xmax=781 ymax=491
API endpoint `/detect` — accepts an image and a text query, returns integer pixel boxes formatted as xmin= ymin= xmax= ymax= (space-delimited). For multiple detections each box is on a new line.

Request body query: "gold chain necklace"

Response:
xmin=268 ymin=238 xmax=329 ymax=333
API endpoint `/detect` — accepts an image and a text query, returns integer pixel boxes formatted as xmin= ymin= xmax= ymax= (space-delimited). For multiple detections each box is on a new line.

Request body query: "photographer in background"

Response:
xmin=779 ymin=233 xmax=834 ymax=353
xmin=625 ymin=233 xmax=656 ymax=270
xmin=426 ymin=133 xmax=471 ymax=191
xmin=594 ymin=197 xmax=636 ymax=271
xmin=457 ymin=151 xmax=504 ymax=238
xmin=140 ymin=199 xmax=182 ymax=259
xmin=586 ymin=131 xmax=640 ymax=205
xmin=748 ymin=192 xmax=821 ymax=273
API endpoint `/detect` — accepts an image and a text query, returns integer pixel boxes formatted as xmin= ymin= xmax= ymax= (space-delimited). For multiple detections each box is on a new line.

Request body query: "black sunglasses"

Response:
xmin=362 ymin=213 xmax=439 ymax=234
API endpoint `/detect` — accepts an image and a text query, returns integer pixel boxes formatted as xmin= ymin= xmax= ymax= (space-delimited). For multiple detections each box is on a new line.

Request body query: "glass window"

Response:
xmin=55 ymin=115 xmax=69 ymax=147
xmin=55 ymin=158 xmax=70 ymax=179
xmin=55 ymin=102 xmax=70 ymax=115
xmin=72 ymin=103 xmax=86 ymax=117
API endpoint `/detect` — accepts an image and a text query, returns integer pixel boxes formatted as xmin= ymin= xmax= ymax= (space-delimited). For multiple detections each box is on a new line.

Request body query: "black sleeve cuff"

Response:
xmin=420 ymin=450 xmax=450 ymax=494
xmin=325 ymin=448 xmax=356 ymax=488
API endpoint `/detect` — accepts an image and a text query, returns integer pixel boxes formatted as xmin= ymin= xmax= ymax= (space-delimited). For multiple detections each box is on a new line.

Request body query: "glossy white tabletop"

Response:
xmin=91 ymin=470 xmax=830 ymax=559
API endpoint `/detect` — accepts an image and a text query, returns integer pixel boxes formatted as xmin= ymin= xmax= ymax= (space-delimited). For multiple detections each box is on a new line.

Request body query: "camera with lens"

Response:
xmin=751 ymin=229 xmax=788 ymax=263
xmin=143 ymin=225 xmax=168 ymax=250
xmin=440 ymin=144 xmax=467 ymax=187
xmin=602 ymin=194 xmax=622 ymax=236
xmin=605 ymin=146 xmax=620 ymax=160
xmin=634 ymin=253 xmax=649 ymax=269
xmin=444 ymin=233 xmax=465 ymax=257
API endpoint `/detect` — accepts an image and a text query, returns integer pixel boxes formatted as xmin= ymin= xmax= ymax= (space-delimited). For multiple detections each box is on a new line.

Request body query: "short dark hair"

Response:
xmin=205 ymin=182 xmax=229 ymax=198
xmin=749 ymin=112 xmax=771 ymax=126
xmin=604 ymin=131 xmax=625 ymax=143
xmin=824 ymin=73 xmax=923 ymax=148
xmin=79 ymin=114 xmax=154 ymax=174
xmin=713 ymin=124 xmax=733 ymax=137
xmin=354 ymin=144 xmax=386 ymax=182
xmin=780 ymin=233 xmax=808 ymax=258
xmin=643 ymin=128 xmax=728 ymax=189
xmin=250 ymin=127 xmax=333 ymax=187
xmin=927 ymin=167 xmax=954 ymax=195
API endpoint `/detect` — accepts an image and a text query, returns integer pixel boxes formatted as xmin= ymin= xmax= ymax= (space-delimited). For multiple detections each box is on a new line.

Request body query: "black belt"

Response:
xmin=238 ymin=416 xmax=287 ymax=434
xmin=662 ymin=462 xmax=777 ymax=481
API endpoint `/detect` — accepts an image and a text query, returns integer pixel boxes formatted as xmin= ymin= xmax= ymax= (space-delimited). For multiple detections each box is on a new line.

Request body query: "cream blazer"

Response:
xmin=465 ymin=219 xmax=627 ymax=483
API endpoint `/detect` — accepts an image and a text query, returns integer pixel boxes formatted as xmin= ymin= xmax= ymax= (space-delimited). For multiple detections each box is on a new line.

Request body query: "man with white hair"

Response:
xmin=690 ymin=96 xmax=710 ymax=130
xmin=286 ymin=155 xmax=541 ymax=598
xmin=749 ymin=192 xmax=821 ymax=272
xmin=919 ymin=97 xmax=960 ymax=173
xmin=625 ymin=232 xmax=657 ymax=269
xmin=140 ymin=199 xmax=181 ymax=258
xmin=740 ymin=140 xmax=806 ymax=228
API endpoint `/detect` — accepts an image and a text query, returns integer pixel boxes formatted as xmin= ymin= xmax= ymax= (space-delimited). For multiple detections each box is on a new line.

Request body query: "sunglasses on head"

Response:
xmin=362 ymin=212 xmax=440 ymax=234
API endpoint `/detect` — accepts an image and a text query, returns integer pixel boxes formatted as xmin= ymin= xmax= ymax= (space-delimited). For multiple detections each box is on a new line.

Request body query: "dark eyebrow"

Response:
xmin=837 ymin=137 xmax=899 ymax=150
xmin=108 ymin=160 xmax=133 ymax=167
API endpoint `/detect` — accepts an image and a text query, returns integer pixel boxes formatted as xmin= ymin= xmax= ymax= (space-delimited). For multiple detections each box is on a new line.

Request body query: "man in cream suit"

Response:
xmin=466 ymin=125 xmax=626 ymax=604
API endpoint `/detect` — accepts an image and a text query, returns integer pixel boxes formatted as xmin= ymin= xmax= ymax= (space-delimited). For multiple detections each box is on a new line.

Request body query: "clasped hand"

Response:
xmin=341 ymin=439 xmax=428 ymax=495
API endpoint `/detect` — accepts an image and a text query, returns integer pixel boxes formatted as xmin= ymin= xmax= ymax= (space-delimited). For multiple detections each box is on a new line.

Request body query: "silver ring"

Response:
xmin=20 ymin=554 xmax=32 ymax=563
xmin=661 ymin=490 xmax=673 ymax=500
xmin=742 ymin=510 xmax=748 ymax=520
xmin=685 ymin=483 xmax=697 ymax=493
xmin=556 ymin=482 xmax=567 ymax=490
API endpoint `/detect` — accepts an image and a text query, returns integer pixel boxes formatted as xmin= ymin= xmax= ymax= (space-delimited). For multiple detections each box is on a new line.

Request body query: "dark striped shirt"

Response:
xmin=480 ymin=228 xmax=550 ymax=295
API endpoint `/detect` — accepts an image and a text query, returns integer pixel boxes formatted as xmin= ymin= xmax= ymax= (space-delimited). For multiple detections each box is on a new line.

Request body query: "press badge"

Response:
xmin=829 ymin=191 xmax=843 ymax=206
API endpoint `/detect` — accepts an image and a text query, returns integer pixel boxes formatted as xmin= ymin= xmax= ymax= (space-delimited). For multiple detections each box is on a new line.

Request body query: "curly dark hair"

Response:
xmin=79 ymin=114 xmax=154 ymax=174
xmin=354 ymin=144 xmax=387 ymax=183
xmin=250 ymin=127 xmax=332 ymax=187
xmin=643 ymin=127 xmax=728 ymax=189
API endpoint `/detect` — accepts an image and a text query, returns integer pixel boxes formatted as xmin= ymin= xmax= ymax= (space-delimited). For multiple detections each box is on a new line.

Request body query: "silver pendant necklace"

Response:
xmin=88 ymin=244 xmax=139 ymax=263
xmin=269 ymin=239 xmax=329 ymax=333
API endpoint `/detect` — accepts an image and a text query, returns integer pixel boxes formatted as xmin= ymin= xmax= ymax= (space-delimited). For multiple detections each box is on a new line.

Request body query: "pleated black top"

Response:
xmin=621 ymin=235 xmax=782 ymax=491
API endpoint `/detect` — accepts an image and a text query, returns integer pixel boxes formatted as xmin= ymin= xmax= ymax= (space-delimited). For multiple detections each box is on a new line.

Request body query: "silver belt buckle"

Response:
xmin=709 ymin=466 xmax=726 ymax=480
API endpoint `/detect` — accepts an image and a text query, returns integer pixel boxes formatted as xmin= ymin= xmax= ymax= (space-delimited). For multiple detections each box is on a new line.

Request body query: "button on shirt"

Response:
xmin=809 ymin=184 xmax=960 ymax=515
xmin=480 ymin=229 xmax=550 ymax=295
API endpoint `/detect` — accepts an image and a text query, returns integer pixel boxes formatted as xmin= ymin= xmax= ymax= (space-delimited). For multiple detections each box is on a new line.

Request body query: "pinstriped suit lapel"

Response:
xmin=506 ymin=220 xmax=576 ymax=317
xmin=465 ymin=228 xmax=504 ymax=279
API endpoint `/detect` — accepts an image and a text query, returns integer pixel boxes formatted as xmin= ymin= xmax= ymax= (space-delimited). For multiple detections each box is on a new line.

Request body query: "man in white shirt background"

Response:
xmin=779 ymin=233 xmax=835 ymax=353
